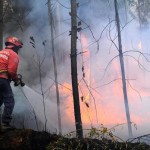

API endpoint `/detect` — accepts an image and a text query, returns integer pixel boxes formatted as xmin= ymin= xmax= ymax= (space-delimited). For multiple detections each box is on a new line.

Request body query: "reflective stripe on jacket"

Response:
xmin=0 ymin=49 xmax=19 ymax=80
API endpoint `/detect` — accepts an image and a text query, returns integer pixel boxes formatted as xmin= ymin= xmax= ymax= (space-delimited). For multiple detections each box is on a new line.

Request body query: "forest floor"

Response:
xmin=0 ymin=128 xmax=150 ymax=150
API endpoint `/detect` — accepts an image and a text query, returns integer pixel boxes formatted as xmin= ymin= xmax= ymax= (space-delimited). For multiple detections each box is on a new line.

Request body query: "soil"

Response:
xmin=0 ymin=129 xmax=57 ymax=150
xmin=0 ymin=129 xmax=150 ymax=150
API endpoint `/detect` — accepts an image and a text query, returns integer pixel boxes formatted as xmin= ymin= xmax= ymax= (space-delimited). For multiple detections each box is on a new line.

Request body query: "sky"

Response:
xmin=3 ymin=0 xmax=150 ymax=140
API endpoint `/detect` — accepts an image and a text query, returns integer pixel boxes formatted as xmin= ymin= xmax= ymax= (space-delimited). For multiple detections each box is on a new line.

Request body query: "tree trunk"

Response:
xmin=55 ymin=3 xmax=62 ymax=63
xmin=47 ymin=0 xmax=62 ymax=135
xmin=71 ymin=0 xmax=83 ymax=138
xmin=114 ymin=0 xmax=133 ymax=138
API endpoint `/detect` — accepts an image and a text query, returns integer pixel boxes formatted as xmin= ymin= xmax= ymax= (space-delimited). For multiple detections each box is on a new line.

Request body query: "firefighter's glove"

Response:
xmin=14 ymin=79 xmax=21 ymax=86
xmin=18 ymin=74 xmax=25 ymax=87
xmin=14 ymin=74 xmax=25 ymax=87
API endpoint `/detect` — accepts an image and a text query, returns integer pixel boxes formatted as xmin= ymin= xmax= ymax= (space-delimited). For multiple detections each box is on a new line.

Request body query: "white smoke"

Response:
xmin=4 ymin=0 xmax=150 ymax=141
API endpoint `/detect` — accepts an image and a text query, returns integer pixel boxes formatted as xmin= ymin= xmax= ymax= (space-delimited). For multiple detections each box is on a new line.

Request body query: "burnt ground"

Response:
xmin=0 ymin=129 xmax=150 ymax=150
xmin=0 ymin=129 xmax=58 ymax=150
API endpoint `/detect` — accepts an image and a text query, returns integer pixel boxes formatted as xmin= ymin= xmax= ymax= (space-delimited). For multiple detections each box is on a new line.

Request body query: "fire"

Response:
xmin=80 ymin=33 xmax=90 ymax=103
xmin=80 ymin=33 xmax=94 ymax=123
xmin=138 ymin=41 xmax=142 ymax=49
xmin=56 ymin=35 xmax=150 ymax=132
xmin=58 ymin=82 xmax=74 ymax=124
xmin=59 ymin=34 xmax=129 ymax=128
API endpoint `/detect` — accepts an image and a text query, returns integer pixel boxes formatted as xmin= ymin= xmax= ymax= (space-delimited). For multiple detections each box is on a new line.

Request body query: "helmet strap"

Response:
xmin=12 ymin=46 xmax=20 ymax=54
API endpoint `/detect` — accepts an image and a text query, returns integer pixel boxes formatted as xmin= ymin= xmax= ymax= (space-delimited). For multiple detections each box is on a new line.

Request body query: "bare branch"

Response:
xmin=124 ymin=54 xmax=150 ymax=72
xmin=56 ymin=0 xmax=70 ymax=9
xmin=123 ymin=50 xmax=150 ymax=62
xmin=98 ymin=55 xmax=119 ymax=82
xmin=127 ymin=134 xmax=150 ymax=143
xmin=107 ymin=21 xmax=119 ymax=51
xmin=83 ymin=78 xmax=99 ymax=124
xmin=126 ymin=80 xmax=142 ymax=101
xmin=76 ymin=15 xmax=96 ymax=41
xmin=94 ymin=78 xmax=122 ymax=89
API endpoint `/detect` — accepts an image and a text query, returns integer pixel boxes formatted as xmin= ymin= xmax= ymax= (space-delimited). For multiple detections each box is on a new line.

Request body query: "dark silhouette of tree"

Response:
xmin=114 ymin=0 xmax=133 ymax=137
xmin=71 ymin=0 xmax=83 ymax=138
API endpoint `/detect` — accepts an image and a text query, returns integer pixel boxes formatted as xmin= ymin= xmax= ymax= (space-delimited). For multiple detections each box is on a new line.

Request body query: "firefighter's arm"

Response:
xmin=7 ymin=51 xmax=19 ymax=81
xmin=8 ymin=71 xmax=18 ymax=81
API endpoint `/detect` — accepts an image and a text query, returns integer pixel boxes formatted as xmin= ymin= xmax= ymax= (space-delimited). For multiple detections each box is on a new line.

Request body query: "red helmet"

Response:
xmin=5 ymin=37 xmax=23 ymax=47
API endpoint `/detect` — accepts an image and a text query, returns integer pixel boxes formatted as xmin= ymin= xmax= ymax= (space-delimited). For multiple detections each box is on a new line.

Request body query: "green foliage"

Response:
xmin=46 ymin=125 xmax=150 ymax=150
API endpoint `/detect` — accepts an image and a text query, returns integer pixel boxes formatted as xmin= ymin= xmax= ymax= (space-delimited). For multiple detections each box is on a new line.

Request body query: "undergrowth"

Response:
xmin=46 ymin=125 xmax=150 ymax=150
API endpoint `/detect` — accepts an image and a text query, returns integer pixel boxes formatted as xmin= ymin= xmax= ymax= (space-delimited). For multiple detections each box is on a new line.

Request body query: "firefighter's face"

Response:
xmin=13 ymin=46 xmax=22 ymax=54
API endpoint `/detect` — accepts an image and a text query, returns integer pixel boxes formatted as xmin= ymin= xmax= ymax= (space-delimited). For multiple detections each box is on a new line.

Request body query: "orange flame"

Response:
xmin=56 ymin=35 xmax=150 ymax=131
xmin=80 ymin=33 xmax=90 ymax=102
xmin=138 ymin=41 xmax=142 ymax=49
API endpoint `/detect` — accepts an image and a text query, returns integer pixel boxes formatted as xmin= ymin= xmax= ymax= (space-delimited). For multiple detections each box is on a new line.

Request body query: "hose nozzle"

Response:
xmin=14 ymin=74 xmax=25 ymax=87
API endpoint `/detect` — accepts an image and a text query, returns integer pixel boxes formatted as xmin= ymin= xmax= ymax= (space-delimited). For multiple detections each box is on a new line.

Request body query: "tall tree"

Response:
xmin=47 ymin=0 xmax=62 ymax=135
xmin=114 ymin=0 xmax=133 ymax=138
xmin=71 ymin=0 xmax=83 ymax=138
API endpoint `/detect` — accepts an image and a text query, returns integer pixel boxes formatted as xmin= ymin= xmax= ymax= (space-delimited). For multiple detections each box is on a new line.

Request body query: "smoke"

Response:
xmin=75 ymin=0 xmax=150 ymax=139
xmin=4 ymin=0 xmax=33 ymax=33
xmin=2 ymin=0 xmax=150 ymax=140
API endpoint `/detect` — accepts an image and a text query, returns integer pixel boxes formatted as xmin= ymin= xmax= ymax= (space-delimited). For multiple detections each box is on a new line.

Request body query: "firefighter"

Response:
xmin=0 ymin=37 xmax=23 ymax=129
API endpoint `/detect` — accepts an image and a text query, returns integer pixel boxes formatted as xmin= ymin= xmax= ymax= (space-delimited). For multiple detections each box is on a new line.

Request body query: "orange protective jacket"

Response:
xmin=0 ymin=48 xmax=19 ymax=81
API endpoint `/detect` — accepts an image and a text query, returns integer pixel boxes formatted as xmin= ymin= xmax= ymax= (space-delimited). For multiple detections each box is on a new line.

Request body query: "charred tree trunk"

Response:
xmin=71 ymin=0 xmax=83 ymax=138
xmin=48 ymin=0 xmax=62 ymax=134
xmin=114 ymin=0 xmax=133 ymax=138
